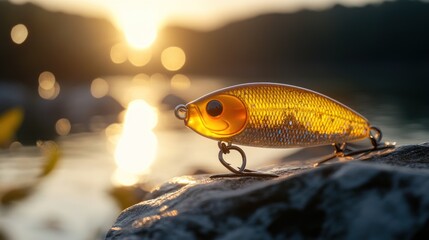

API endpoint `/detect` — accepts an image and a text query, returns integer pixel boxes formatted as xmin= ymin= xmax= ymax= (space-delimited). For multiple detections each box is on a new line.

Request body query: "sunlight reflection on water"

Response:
xmin=112 ymin=99 xmax=158 ymax=186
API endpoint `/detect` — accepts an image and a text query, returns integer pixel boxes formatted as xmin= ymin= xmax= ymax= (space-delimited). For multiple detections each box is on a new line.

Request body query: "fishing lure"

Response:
xmin=174 ymin=82 xmax=394 ymax=177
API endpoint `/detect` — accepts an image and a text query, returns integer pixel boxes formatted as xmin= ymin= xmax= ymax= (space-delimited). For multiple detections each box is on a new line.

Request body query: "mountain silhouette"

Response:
xmin=1 ymin=0 xmax=429 ymax=91
xmin=167 ymin=0 xmax=429 ymax=90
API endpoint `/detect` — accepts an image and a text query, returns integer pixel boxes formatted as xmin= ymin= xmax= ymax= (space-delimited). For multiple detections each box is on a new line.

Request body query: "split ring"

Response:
xmin=218 ymin=142 xmax=247 ymax=174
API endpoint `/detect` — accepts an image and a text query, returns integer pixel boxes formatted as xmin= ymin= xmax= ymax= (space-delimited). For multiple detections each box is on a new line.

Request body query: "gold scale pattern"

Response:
xmin=225 ymin=84 xmax=370 ymax=147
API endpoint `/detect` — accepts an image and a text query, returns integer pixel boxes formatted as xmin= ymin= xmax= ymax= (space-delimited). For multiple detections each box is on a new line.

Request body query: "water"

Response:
xmin=0 ymin=75 xmax=428 ymax=239
xmin=0 ymin=134 xmax=118 ymax=240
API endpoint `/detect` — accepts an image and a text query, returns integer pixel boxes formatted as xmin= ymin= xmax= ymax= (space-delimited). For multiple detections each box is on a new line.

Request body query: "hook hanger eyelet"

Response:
xmin=174 ymin=104 xmax=187 ymax=120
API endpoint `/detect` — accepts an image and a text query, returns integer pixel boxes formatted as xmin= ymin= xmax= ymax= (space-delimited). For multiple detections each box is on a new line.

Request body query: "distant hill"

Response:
xmin=1 ymin=2 xmax=124 ymax=85
xmin=1 ymin=0 xmax=429 ymax=91
xmin=163 ymin=0 xmax=429 ymax=89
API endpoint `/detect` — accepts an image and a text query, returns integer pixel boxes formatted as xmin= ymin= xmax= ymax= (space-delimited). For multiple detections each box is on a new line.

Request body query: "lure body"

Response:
xmin=181 ymin=83 xmax=370 ymax=148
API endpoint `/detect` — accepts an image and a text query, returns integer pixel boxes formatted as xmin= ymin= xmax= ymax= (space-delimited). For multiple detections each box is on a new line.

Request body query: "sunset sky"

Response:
xmin=9 ymin=0 xmax=384 ymax=49
xmin=10 ymin=0 xmax=384 ymax=29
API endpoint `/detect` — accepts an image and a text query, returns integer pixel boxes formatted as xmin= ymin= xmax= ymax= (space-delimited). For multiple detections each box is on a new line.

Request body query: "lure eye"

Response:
xmin=206 ymin=100 xmax=223 ymax=117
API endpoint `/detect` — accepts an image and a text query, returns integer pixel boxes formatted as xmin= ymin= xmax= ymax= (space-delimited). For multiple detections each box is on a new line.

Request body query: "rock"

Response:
xmin=106 ymin=143 xmax=429 ymax=239
xmin=366 ymin=142 xmax=429 ymax=168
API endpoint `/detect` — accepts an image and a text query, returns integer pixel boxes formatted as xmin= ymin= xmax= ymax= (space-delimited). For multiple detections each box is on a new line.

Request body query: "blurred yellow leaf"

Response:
xmin=0 ymin=108 xmax=24 ymax=147
xmin=0 ymin=141 xmax=61 ymax=206
xmin=37 ymin=141 xmax=61 ymax=177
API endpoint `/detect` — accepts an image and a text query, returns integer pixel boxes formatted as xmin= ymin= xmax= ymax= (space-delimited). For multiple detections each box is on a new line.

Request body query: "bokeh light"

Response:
xmin=10 ymin=24 xmax=28 ymax=44
xmin=89 ymin=116 xmax=108 ymax=132
xmin=128 ymin=48 xmax=152 ymax=67
xmin=113 ymin=99 xmax=158 ymax=186
xmin=55 ymin=118 xmax=71 ymax=136
xmin=110 ymin=43 xmax=128 ymax=64
xmin=38 ymin=71 xmax=56 ymax=90
xmin=8 ymin=141 xmax=22 ymax=150
xmin=38 ymin=71 xmax=60 ymax=100
xmin=161 ymin=46 xmax=186 ymax=71
xmin=170 ymin=74 xmax=191 ymax=90
xmin=91 ymin=78 xmax=109 ymax=98
xmin=150 ymin=73 xmax=167 ymax=83
xmin=133 ymin=73 xmax=150 ymax=84
xmin=38 ymin=82 xmax=60 ymax=100
xmin=105 ymin=123 xmax=122 ymax=145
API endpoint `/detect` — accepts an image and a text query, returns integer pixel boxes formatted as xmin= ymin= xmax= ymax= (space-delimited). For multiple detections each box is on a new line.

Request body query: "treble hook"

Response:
xmin=313 ymin=126 xmax=395 ymax=167
xmin=211 ymin=141 xmax=278 ymax=178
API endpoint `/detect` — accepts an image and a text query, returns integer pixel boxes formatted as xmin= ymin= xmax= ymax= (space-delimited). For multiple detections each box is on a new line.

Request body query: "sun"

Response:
xmin=120 ymin=14 xmax=158 ymax=49
xmin=109 ymin=1 xmax=161 ymax=49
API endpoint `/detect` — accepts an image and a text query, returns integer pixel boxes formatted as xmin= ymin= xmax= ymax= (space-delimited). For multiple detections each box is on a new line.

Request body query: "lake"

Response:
xmin=0 ymin=75 xmax=428 ymax=239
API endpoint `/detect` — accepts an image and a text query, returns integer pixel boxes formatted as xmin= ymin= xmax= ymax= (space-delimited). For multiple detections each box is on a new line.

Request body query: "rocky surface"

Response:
xmin=106 ymin=143 xmax=429 ymax=239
